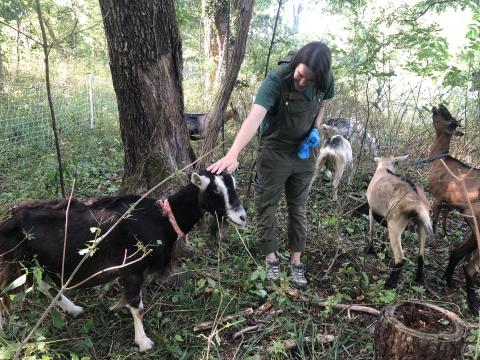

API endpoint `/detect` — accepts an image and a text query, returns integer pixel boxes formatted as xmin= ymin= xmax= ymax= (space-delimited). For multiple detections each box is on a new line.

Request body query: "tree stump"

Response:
xmin=374 ymin=301 xmax=467 ymax=360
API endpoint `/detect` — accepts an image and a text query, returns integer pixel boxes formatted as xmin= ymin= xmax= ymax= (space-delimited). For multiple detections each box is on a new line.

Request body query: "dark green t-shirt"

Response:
xmin=254 ymin=63 xmax=335 ymax=135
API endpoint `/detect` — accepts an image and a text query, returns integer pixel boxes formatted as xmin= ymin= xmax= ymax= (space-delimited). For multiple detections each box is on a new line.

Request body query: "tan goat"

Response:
xmin=428 ymin=105 xmax=480 ymax=233
xmin=367 ymin=155 xmax=433 ymax=288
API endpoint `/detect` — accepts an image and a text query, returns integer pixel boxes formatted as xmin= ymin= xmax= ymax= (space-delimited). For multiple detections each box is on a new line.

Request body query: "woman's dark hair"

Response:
xmin=290 ymin=41 xmax=332 ymax=93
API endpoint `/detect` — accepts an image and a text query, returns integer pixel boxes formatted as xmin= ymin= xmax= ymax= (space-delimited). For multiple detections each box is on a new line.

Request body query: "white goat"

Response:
xmin=311 ymin=124 xmax=353 ymax=201
xmin=366 ymin=155 xmax=433 ymax=288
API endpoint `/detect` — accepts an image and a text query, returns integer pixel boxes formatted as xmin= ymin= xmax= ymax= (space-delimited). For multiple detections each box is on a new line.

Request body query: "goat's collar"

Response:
xmin=156 ymin=199 xmax=185 ymax=238
xmin=416 ymin=152 xmax=449 ymax=164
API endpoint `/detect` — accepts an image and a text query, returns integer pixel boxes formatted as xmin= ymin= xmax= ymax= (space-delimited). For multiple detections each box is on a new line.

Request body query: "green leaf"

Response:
xmin=411 ymin=285 xmax=426 ymax=294
xmin=175 ymin=334 xmax=183 ymax=342
xmin=33 ymin=266 xmax=43 ymax=283
xmin=51 ymin=308 xmax=64 ymax=329
xmin=361 ymin=272 xmax=369 ymax=286
xmin=0 ymin=349 xmax=14 ymax=360
xmin=438 ymin=319 xmax=450 ymax=326
xmin=250 ymin=270 xmax=259 ymax=281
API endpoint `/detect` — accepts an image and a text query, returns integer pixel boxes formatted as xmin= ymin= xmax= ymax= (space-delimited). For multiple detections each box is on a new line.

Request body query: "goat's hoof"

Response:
xmin=414 ymin=274 xmax=424 ymax=284
xmin=384 ymin=278 xmax=398 ymax=289
xmin=68 ymin=305 xmax=84 ymax=317
xmin=444 ymin=274 xmax=456 ymax=288
xmin=137 ymin=337 xmax=154 ymax=352
xmin=365 ymin=245 xmax=376 ymax=255
xmin=467 ymin=294 xmax=480 ymax=316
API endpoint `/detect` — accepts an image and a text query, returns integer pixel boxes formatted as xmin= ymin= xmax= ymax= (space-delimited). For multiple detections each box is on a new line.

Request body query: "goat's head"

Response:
xmin=432 ymin=105 xmax=464 ymax=137
xmin=374 ymin=155 xmax=409 ymax=171
xmin=191 ymin=171 xmax=247 ymax=228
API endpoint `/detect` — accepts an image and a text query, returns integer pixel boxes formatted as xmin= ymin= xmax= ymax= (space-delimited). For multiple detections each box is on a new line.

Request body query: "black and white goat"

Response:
xmin=326 ymin=117 xmax=378 ymax=156
xmin=366 ymin=156 xmax=433 ymax=288
xmin=311 ymin=124 xmax=353 ymax=201
xmin=0 ymin=171 xmax=246 ymax=352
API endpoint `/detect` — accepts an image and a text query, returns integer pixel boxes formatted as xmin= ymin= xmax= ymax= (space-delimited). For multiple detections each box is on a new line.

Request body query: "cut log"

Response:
xmin=374 ymin=301 xmax=467 ymax=360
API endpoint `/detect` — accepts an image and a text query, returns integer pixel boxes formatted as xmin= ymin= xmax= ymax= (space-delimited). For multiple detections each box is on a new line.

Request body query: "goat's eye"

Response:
xmin=213 ymin=189 xmax=221 ymax=195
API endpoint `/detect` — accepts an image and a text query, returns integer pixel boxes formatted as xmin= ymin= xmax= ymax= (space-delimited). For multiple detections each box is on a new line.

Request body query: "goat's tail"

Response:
xmin=415 ymin=206 xmax=434 ymax=241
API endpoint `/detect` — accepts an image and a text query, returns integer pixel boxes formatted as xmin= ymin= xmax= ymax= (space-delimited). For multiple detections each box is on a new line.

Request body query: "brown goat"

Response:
xmin=444 ymin=203 xmax=480 ymax=315
xmin=367 ymin=155 xmax=433 ymax=288
xmin=428 ymin=105 xmax=480 ymax=233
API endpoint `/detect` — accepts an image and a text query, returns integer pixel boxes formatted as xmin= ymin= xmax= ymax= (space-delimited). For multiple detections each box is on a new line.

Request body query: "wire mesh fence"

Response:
xmin=0 ymin=74 xmax=118 ymax=158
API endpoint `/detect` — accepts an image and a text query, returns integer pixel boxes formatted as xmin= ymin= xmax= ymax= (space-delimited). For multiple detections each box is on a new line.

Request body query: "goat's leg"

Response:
xmin=38 ymin=280 xmax=83 ymax=317
xmin=347 ymin=160 xmax=354 ymax=186
xmin=445 ymin=233 xmax=476 ymax=288
xmin=464 ymin=251 xmax=480 ymax=315
xmin=122 ymin=273 xmax=153 ymax=352
xmin=415 ymin=226 xmax=426 ymax=283
xmin=332 ymin=161 xmax=346 ymax=201
xmin=311 ymin=153 xmax=327 ymax=188
xmin=441 ymin=207 xmax=449 ymax=236
xmin=432 ymin=202 xmax=441 ymax=234
xmin=366 ymin=209 xmax=376 ymax=254
xmin=385 ymin=219 xmax=408 ymax=289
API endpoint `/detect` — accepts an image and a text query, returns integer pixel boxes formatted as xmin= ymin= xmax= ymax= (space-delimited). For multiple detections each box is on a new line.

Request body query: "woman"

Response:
xmin=208 ymin=41 xmax=334 ymax=289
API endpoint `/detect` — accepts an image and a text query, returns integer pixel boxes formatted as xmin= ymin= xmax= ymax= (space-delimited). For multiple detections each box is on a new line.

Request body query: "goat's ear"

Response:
xmin=191 ymin=173 xmax=210 ymax=191
xmin=395 ymin=155 xmax=409 ymax=162
xmin=455 ymin=130 xmax=464 ymax=137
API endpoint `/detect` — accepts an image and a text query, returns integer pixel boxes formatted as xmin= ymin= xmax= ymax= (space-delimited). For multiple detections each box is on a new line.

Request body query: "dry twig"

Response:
xmin=193 ymin=307 xmax=254 ymax=332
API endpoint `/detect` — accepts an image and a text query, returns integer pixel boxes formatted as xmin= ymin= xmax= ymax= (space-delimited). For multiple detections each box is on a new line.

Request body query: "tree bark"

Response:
xmin=99 ymin=0 xmax=192 ymax=195
xmin=374 ymin=301 xmax=467 ymax=360
xmin=197 ymin=0 xmax=254 ymax=169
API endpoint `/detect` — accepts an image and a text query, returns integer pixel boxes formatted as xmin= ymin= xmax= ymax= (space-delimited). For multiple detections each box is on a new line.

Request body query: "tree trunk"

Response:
xmin=99 ymin=0 xmax=192 ymax=195
xmin=197 ymin=0 xmax=254 ymax=169
xmin=374 ymin=301 xmax=467 ymax=360
xmin=202 ymin=0 xmax=233 ymax=92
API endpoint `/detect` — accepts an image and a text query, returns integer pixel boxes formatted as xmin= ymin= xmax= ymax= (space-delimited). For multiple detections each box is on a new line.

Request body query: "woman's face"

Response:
xmin=293 ymin=63 xmax=316 ymax=92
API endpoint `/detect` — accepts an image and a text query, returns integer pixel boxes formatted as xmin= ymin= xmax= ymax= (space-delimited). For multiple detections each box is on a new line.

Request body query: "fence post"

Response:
xmin=88 ymin=74 xmax=94 ymax=129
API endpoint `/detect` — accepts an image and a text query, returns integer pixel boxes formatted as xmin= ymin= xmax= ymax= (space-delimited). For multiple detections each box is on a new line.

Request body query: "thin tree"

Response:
xmin=197 ymin=0 xmax=254 ymax=169
xmin=35 ymin=0 xmax=66 ymax=198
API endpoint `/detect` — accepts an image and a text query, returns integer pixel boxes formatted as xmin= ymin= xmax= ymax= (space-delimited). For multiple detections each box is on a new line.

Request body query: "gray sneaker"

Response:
xmin=265 ymin=259 xmax=280 ymax=281
xmin=289 ymin=262 xmax=307 ymax=289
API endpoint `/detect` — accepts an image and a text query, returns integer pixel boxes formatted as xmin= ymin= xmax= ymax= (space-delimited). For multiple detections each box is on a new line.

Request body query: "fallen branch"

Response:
xmin=322 ymin=302 xmax=380 ymax=316
xmin=233 ymin=325 xmax=260 ymax=339
xmin=300 ymin=295 xmax=380 ymax=316
xmin=193 ymin=307 xmax=254 ymax=332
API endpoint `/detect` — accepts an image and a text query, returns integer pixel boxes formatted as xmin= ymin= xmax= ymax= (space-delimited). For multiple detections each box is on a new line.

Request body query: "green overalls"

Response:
xmin=255 ymin=67 xmax=322 ymax=255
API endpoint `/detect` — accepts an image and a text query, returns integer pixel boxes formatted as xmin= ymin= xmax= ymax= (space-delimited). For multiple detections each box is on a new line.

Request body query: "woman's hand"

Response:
xmin=207 ymin=155 xmax=239 ymax=174
xmin=207 ymin=104 xmax=267 ymax=175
